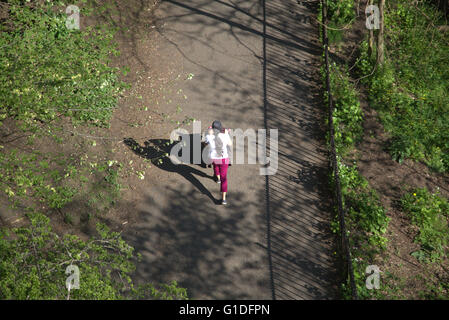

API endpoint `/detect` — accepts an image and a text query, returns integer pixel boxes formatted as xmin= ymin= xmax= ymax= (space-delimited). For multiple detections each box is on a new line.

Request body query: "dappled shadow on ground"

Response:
xmin=88 ymin=0 xmax=161 ymax=73
xmin=121 ymin=185 xmax=271 ymax=299
xmin=117 ymin=0 xmax=339 ymax=299
xmin=151 ymin=0 xmax=330 ymax=127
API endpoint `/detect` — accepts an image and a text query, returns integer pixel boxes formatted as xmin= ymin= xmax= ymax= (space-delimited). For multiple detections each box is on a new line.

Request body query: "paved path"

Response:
xmin=123 ymin=0 xmax=339 ymax=299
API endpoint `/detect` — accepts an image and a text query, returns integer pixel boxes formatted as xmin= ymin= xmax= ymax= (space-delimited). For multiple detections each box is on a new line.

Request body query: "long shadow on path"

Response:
xmin=122 ymin=184 xmax=271 ymax=299
xmin=124 ymin=137 xmax=219 ymax=204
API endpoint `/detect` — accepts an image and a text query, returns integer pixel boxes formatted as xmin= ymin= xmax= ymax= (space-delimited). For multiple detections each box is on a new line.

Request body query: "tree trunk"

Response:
xmin=368 ymin=0 xmax=375 ymax=58
xmin=377 ymin=0 xmax=385 ymax=65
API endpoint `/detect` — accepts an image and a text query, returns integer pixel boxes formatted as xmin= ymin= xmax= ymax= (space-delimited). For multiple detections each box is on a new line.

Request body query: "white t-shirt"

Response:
xmin=205 ymin=132 xmax=231 ymax=159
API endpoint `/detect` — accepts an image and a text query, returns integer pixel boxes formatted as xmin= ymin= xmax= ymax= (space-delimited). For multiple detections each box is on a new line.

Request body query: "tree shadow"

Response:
xmin=119 ymin=185 xmax=272 ymax=299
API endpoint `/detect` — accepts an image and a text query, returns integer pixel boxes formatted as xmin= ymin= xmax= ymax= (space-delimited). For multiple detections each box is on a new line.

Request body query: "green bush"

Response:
xmin=337 ymin=159 xmax=389 ymax=252
xmin=401 ymin=188 xmax=449 ymax=262
xmin=0 ymin=0 xmax=127 ymax=130
xmin=330 ymin=158 xmax=389 ymax=300
xmin=328 ymin=63 xmax=363 ymax=155
xmin=327 ymin=0 xmax=355 ymax=43
xmin=0 ymin=149 xmax=76 ymax=209
xmin=0 ymin=213 xmax=188 ymax=300
xmin=322 ymin=21 xmax=388 ymax=299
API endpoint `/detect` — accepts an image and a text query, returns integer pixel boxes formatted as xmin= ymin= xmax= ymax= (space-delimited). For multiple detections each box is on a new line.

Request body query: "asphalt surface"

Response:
xmin=123 ymin=0 xmax=339 ymax=300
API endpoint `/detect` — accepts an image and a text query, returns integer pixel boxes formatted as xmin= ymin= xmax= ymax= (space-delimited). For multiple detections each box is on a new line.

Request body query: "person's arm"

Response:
xmin=204 ymin=128 xmax=214 ymax=144
xmin=225 ymin=129 xmax=233 ymax=146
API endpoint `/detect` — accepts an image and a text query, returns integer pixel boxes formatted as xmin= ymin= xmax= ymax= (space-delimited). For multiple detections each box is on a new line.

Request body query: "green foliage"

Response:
xmin=418 ymin=280 xmax=449 ymax=300
xmin=0 ymin=149 xmax=76 ymax=209
xmin=339 ymin=160 xmax=389 ymax=250
xmin=401 ymin=188 xmax=449 ymax=263
xmin=0 ymin=0 xmax=127 ymax=130
xmin=0 ymin=0 xmax=130 ymax=212
xmin=327 ymin=63 xmax=364 ymax=155
xmin=132 ymin=281 xmax=189 ymax=300
xmin=325 ymin=0 xmax=449 ymax=300
xmin=355 ymin=40 xmax=374 ymax=78
xmin=322 ymin=43 xmax=388 ymax=301
xmin=327 ymin=0 xmax=355 ymax=43
xmin=335 ymin=159 xmax=389 ymax=299
xmin=0 ymin=147 xmax=122 ymax=216
xmin=0 ymin=213 xmax=188 ymax=300
xmin=321 ymin=15 xmax=388 ymax=300
xmin=334 ymin=159 xmax=390 ymax=256
xmin=357 ymin=0 xmax=449 ymax=172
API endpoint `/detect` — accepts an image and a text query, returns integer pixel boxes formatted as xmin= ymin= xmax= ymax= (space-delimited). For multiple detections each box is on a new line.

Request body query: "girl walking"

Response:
xmin=205 ymin=120 xmax=232 ymax=205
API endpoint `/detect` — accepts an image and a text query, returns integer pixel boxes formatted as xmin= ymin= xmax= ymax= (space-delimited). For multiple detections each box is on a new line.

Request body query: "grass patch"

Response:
xmin=401 ymin=187 xmax=449 ymax=263
xmin=357 ymin=0 xmax=449 ymax=172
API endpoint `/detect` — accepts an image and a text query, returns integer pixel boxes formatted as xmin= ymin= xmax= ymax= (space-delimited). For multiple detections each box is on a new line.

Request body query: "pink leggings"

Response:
xmin=213 ymin=158 xmax=229 ymax=193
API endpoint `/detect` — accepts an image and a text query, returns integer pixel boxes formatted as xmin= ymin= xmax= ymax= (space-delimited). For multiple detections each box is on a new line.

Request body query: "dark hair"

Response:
xmin=212 ymin=120 xmax=224 ymax=133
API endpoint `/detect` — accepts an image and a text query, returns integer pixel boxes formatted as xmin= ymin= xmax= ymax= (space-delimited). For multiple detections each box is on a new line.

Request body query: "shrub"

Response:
xmin=0 ymin=213 xmax=188 ymax=300
xmin=327 ymin=0 xmax=355 ymax=43
xmin=337 ymin=159 xmax=389 ymax=252
xmin=322 ymin=62 xmax=364 ymax=155
xmin=401 ymin=188 xmax=449 ymax=262
xmin=330 ymin=158 xmax=389 ymax=300
xmin=0 ymin=0 xmax=127 ymax=131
